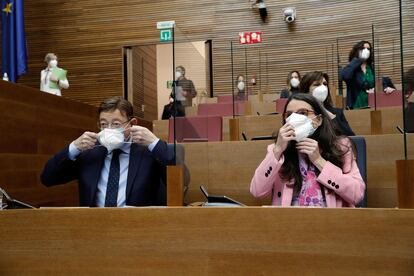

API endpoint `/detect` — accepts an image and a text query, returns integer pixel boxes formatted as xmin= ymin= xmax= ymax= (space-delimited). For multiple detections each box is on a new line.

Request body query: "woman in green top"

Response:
xmin=341 ymin=41 xmax=375 ymax=109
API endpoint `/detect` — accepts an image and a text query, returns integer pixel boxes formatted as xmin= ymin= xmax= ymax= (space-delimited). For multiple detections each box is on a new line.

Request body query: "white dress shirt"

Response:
xmin=40 ymin=67 xmax=69 ymax=96
xmin=68 ymin=138 xmax=160 ymax=207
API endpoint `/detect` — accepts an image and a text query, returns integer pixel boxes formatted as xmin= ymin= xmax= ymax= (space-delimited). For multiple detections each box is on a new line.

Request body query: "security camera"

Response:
xmin=283 ymin=7 xmax=296 ymax=23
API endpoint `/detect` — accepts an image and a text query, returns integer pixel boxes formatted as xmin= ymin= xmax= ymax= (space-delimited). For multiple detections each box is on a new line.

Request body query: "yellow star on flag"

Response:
xmin=2 ymin=2 xmax=13 ymax=15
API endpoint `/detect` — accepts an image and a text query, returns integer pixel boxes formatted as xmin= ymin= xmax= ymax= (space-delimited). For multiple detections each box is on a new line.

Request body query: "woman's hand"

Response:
xmin=296 ymin=138 xmax=326 ymax=170
xmin=49 ymin=74 xmax=58 ymax=82
xmin=384 ymin=87 xmax=395 ymax=94
xmin=273 ymin=123 xmax=295 ymax=160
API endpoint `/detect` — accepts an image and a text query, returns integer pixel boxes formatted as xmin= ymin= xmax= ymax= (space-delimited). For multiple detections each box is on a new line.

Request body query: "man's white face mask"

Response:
xmin=290 ymin=78 xmax=300 ymax=88
xmin=98 ymin=128 xmax=125 ymax=152
xmin=286 ymin=112 xmax=317 ymax=142
xmin=175 ymin=71 xmax=182 ymax=79
xmin=312 ymin=84 xmax=329 ymax=102
xmin=49 ymin=59 xmax=58 ymax=68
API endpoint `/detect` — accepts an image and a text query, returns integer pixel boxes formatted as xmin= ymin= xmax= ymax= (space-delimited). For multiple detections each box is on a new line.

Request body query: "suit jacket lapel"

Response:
xmin=89 ymin=146 xmax=108 ymax=206
xmin=126 ymin=144 xmax=145 ymax=201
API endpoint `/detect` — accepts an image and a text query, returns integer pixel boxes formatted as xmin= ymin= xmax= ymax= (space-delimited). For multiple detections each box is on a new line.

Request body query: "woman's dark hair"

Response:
xmin=286 ymin=70 xmax=301 ymax=92
xmin=278 ymin=93 xmax=349 ymax=195
xmin=348 ymin=40 xmax=374 ymax=65
xmin=299 ymin=71 xmax=334 ymax=109
xmin=404 ymin=67 xmax=414 ymax=95
xmin=98 ymin=96 xmax=134 ymax=120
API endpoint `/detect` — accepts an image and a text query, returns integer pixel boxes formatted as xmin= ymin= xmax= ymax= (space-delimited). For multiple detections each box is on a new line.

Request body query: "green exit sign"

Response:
xmin=160 ymin=29 xmax=172 ymax=42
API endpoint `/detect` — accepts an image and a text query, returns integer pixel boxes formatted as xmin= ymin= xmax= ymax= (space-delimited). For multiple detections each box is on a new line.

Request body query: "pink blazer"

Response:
xmin=250 ymin=138 xmax=366 ymax=207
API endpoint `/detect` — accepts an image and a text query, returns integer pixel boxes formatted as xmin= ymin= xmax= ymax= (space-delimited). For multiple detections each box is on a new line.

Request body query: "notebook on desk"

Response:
xmin=199 ymin=185 xmax=245 ymax=206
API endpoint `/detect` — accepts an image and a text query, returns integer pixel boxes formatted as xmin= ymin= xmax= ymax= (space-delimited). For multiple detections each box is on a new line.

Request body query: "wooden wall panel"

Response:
xmin=0 ymin=81 xmax=98 ymax=207
xmin=0 ymin=1 xmax=413 ymax=108
xmin=131 ymin=45 xmax=158 ymax=121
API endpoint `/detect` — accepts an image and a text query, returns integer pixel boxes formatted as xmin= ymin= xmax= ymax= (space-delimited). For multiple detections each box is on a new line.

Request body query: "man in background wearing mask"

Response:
xmin=172 ymin=65 xmax=197 ymax=115
xmin=40 ymin=53 xmax=69 ymax=96
xmin=236 ymin=74 xmax=247 ymax=100
xmin=41 ymin=97 xmax=173 ymax=207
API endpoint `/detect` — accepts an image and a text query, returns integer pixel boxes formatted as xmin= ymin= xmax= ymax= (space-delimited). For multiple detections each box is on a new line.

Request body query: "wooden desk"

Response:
xmin=0 ymin=208 xmax=413 ymax=274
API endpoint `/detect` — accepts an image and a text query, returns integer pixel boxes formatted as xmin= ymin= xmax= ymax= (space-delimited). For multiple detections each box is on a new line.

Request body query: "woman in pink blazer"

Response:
xmin=250 ymin=93 xmax=365 ymax=207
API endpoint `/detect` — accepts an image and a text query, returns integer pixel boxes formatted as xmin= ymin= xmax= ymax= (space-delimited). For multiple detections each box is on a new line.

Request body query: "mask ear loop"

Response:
xmin=122 ymin=122 xmax=134 ymax=144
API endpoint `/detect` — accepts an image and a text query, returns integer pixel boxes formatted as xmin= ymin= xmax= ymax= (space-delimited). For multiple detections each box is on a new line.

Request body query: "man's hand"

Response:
xmin=73 ymin=131 xmax=98 ymax=152
xmin=130 ymin=126 xmax=158 ymax=146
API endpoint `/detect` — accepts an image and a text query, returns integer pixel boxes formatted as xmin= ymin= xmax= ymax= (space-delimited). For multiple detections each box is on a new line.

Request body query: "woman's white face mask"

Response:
xmin=49 ymin=59 xmax=58 ymax=68
xmin=286 ymin=113 xmax=318 ymax=142
xmin=359 ymin=48 xmax=370 ymax=60
xmin=290 ymin=78 xmax=300 ymax=88
xmin=98 ymin=128 xmax=125 ymax=152
xmin=237 ymin=81 xmax=245 ymax=91
xmin=312 ymin=85 xmax=329 ymax=102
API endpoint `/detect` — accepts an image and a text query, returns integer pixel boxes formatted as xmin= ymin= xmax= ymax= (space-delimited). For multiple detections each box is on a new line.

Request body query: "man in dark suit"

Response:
xmin=41 ymin=97 xmax=173 ymax=207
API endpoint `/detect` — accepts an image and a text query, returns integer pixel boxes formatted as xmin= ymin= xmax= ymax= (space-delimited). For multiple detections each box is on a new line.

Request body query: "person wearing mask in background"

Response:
xmin=300 ymin=71 xmax=355 ymax=136
xmin=250 ymin=93 xmax=365 ymax=207
xmin=235 ymin=74 xmax=247 ymax=100
xmin=40 ymin=53 xmax=69 ymax=96
xmin=341 ymin=41 xmax=375 ymax=109
xmin=280 ymin=70 xmax=301 ymax=99
xmin=41 ymin=97 xmax=174 ymax=207
xmin=173 ymin=66 xmax=197 ymax=115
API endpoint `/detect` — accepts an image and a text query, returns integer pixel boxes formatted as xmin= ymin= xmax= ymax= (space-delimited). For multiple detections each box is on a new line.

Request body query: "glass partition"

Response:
xmin=154 ymin=1 xmax=414 ymax=207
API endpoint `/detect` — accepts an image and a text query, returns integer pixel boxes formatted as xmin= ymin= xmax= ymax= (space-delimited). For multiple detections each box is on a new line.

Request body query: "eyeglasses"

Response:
xmin=283 ymin=108 xmax=315 ymax=120
xmin=98 ymin=120 xmax=130 ymax=130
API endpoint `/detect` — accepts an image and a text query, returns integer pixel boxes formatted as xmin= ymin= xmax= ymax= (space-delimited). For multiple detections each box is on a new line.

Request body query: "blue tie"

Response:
xmin=104 ymin=149 xmax=122 ymax=207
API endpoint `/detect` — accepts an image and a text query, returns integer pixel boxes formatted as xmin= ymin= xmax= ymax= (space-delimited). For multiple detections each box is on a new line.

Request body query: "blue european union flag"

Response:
xmin=1 ymin=0 xmax=27 ymax=82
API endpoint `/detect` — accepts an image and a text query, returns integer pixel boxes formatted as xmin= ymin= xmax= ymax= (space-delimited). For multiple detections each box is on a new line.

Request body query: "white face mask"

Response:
xmin=98 ymin=128 xmax=125 ymax=152
xmin=237 ymin=81 xmax=245 ymax=91
xmin=290 ymin=78 xmax=300 ymax=88
xmin=312 ymin=85 xmax=329 ymax=102
xmin=286 ymin=113 xmax=317 ymax=142
xmin=359 ymin=48 xmax=370 ymax=60
xmin=175 ymin=71 xmax=182 ymax=79
xmin=49 ymin=59 xmax=58 ymax=68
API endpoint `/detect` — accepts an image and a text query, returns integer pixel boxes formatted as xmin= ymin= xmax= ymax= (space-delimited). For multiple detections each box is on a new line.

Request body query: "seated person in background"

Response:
xmin=404 ymin=67 xmax=414 ymax=132
xmin=250 ymin=93 xmax=365 ymax=207
xmin=41 ymin=97 xmax=174 ymax=207
xmin=40 ymin=53 xmax=69 ymax=96
xmin=162 ymin=96 xmax=185 ymax=119
xmin=299 ymin=71 xmax=355 ymax=136
xmin=280 ymin=70 xmax=301 ymax=98
xmin=174 ymin=65 xmax=197 ymax=110
xmin=235 ymin=74 xmax=247 ymax=100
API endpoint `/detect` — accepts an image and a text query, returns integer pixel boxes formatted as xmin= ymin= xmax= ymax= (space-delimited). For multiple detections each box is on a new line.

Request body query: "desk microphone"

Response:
xmin=396 ymin=125 xmax=404 ymax=134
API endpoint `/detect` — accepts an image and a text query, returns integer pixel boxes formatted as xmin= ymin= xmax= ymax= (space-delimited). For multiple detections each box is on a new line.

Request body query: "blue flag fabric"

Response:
xmin=1 ymin=0 xmax=27 ymax=82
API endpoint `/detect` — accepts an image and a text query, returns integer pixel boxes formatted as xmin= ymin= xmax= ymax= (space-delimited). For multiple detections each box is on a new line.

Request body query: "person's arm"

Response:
xmin=250 ymin=144 xmax=284 ymax=198
xmin=316 ymin=138 xmax=365 ymax=206
xmin=340 ymin=58 xmax=363 ymax=82
xmin=58 ymin=78 xmax=69 ymax=89
xmin=40 ymin=146 xmax=79 ymax=187
xmin=280 ymin=89 xmax=288 ymax=99
xmin=189 ymin=80 xmax=197 ymax=98
xmin=40 ymin=70 xmax=46 ymax=90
